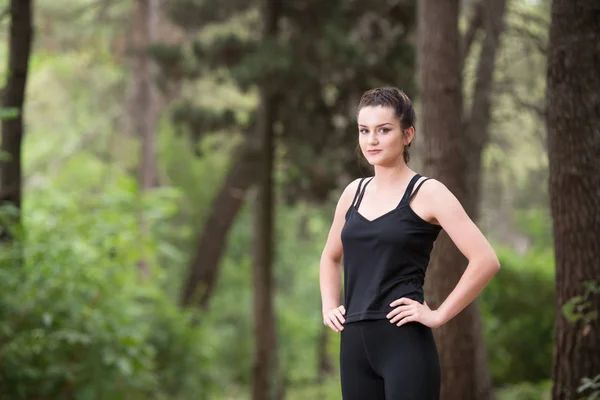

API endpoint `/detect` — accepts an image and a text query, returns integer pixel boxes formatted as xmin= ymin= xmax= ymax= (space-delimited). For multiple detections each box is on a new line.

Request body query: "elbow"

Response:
xmin=487 ymin=253 xmax=501 ymax=274
xmin=472 ymin=252 xmax=500 ymax=275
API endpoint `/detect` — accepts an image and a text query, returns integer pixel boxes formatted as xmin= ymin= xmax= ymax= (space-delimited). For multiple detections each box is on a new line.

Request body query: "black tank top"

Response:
xmin=341 ymin=174 xmax=442 ymax=324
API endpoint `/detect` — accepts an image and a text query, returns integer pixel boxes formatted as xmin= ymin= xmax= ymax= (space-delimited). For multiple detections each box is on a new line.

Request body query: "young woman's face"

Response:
xmin=357 ymin=106 xmax=412 ymax=167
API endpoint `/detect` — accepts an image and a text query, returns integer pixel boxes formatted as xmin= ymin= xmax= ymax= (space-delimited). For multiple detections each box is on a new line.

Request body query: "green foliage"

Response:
xmin=0 ymin=107 xmax=20 ymax=120
xmin=169 ymin=102 xmax=241 ymax=143
xmin=579 ymin=374 xmax=600 ymax=400
xmin=0 ymin=180 xmax=219 ymax=400
xmin=513 ymin=206 xmax=553 ymax=250
xmin=562 ymin=281 xmax=600 ymax=325
xmin=190 ymin=202 xmax=335 ymax=392
xmin=11 ymin=1 xmax=565 ymax=398
xmin=161 ymin=0 xmax=418 ymax=204
xmin=286 ymin=378 xmax=341 ymax=400
xmin=563 ymin=281 xmax=600 ymax=400
xmin=495 ymin=380 xmax=552 ymax=400
xmin=165 ymin=0 xmax=254 ymax=29
xmin=480 ymin=245 xmax=555 ymax=385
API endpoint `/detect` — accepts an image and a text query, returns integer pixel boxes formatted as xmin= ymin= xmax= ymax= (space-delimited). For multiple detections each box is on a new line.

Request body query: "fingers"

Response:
xmin=324 ymin=317 xmax=341 ymax=332
xmin=390 ymin=297 xmax=417 ymax=308
xmin=326 ymin=314 xmax=344 ymax=332
xmin=387 ymin=298 xmax=422 ymax=325
xmin=331 ymin=317 xmax=344 ymax=332
xmin=332 ymin=309 xmax=345 ymax=327
xmin=389 ymin=309 xmax=414 ymax=324
xmin=396 ymin=315 xmax=417 ymax=327
xmin=323 ymin=306 xmax=346 ymax=332
xmin=385 ymin=305 xmax=411 ymax=320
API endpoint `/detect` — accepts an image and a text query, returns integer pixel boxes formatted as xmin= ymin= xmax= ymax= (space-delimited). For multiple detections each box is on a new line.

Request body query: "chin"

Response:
xmin=364 ymin=154 xmax=390 ymax=167
xmin=367 ymin=158 xmax=400 ymax=168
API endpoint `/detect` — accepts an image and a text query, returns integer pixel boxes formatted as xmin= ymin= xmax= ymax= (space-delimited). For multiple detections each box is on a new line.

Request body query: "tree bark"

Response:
xmin=316 ymin=325 xmax=334 ymax=383
xmin=547 ymin=1 xmax=600 ymax=399
xmin=462 ymin=1 xmax=509 ymax=394
xmin=464 ymin=0 xmax=508 ymax=222
xmin=252 ymin=1 xmax=283 ymax=398
xmin=132 ymin=0 xmax=159 ymax=276
xmin=462 ymin=0 xmax=484 ymax=63
xmin=179 ymin=135 xmax=263 ymax=308
xmin=133 ymin=0 xmax=159 ymax=191
xmin=418 ymin=0 xmax=493 ymax=399
xmin=0 ymin=0 xmax=33 ymax=245
xmin=252 ymin=94 xmax=283 ymax=400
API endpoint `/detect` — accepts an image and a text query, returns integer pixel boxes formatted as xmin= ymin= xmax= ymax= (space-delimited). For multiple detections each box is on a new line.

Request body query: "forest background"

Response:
xmin=1 ymin=0 xmax=598 ymax=399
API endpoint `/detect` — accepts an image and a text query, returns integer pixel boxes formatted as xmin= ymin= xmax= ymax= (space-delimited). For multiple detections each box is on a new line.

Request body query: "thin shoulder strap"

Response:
xmin=354 ymin=177 xmax=373 ymax=209
xmin=399 ymin=174 xmax=422 ymax=206
xmin=350 ymin=178 xmax=366 ymax=208
xmin=409 ymin=177 xmax=431 ymax=201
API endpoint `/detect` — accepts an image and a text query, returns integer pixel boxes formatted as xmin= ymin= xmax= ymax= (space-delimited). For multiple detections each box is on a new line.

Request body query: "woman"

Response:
xmin=319 ymin=86 xmax=500 ymax=399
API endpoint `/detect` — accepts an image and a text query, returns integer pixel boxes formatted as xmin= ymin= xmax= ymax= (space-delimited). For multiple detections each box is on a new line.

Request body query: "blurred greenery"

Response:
xmin=0 ymin=180 xmax=556 ymax=399
xmin=481 ymin=242 xmax=555 ymax=384
xmin=0 ymin=0 xmax=563 ymax=398
xmin=0 ymin=180 xmax=218 ymax=399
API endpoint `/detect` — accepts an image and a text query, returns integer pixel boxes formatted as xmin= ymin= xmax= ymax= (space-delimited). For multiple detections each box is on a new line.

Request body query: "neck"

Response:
xmin=372 ymin=163 xmax=414 ymax=191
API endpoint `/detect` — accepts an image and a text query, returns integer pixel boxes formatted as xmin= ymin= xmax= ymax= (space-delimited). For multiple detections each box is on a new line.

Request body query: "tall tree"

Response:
xmin=418 ymin=0 xmax=507 ymax=398
xmin=464 ymin=0 xmax=508 ymax=222
xmin=251 ymin=1 xmax=283 ymax=398
xmin=546 ymin=0 xmax=600 ymax=399
xmin=132 ymin=0 xmax=160 ymax=276
xmin=133 ymin=0 xmax=159 ymax=191
xmin=418 ymin=1 xmax=472 ymax=397
xmin=176 ymin=0 xmax=417 ymax=310
xmin=179 ymin=138 xmax=264 ymax=307
xmin=0 ymin=0 xmax=34 ymax=245
xmin=463 ymin=0 xmax=508 ymax=398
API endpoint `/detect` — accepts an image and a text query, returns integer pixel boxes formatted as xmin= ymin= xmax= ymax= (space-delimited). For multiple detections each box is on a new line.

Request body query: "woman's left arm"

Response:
xmin=388 ymin=179 xmax=501 ymax=328
xmin=426 ymin=180 xmax=501 ymax=327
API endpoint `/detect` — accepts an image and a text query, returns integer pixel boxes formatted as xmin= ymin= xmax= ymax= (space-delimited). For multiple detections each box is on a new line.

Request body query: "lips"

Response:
xmin=367 ymin=149 xmax=382 ymax=155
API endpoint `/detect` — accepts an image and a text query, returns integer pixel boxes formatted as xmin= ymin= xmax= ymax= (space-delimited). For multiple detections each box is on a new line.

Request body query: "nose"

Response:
xmin=367 ymin=132 xmax=378 ymax=145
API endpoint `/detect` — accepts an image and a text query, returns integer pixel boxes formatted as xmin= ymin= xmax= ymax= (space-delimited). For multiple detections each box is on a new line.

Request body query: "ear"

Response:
xmin=403 ymin=126 xmax=415 ymax=145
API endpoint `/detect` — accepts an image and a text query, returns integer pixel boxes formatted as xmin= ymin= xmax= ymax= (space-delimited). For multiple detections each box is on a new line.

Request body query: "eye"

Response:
xmin=379 ymin=128 xmax=391 ymax=134
xmin=359 ymin=128 xmax=369 ymax=134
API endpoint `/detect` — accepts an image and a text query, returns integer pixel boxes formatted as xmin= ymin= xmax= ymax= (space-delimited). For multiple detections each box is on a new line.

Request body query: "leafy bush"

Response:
xmin=480 ymin=246 xmax=555 ymax=385
xmin=496 ymin=380 xmax=552 ymax=400
xmin=0 ymin=180 xmax=217 ymax=400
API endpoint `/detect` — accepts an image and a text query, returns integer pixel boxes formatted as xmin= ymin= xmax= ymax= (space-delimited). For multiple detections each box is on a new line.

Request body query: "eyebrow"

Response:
xmin=358 ymin=122 xmax=394 ymax=127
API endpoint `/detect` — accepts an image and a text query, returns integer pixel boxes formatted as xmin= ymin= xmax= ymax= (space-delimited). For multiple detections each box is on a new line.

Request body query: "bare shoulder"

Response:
xmin=343 ymin=177 xmax=365 ymax=195
xmin=337 ymin=177 xmax=367 ymax=210
xmin=419 ymin=178 xmax=451 ymax=197
xmin=418 ymin=178 xmax=465 ymax=214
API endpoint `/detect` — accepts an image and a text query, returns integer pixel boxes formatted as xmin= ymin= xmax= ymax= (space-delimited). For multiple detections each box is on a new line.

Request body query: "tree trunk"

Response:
xmin=464 ymin=0 xmax=508 ymax=222
xmin=316 ymin=325 xmax=334 ymax=383
xmin=179 ymin=137 xmax=263 ymax=308
xmin=132 ymin=0 xmax=159 ymax=276
xmin=251 ymin=94 xmax=283 ymax=400
xmin=462 ymin=2 xmax=509 ymax=396
xmin=418 ymin=0 xmax=492 ymax=399
xmin=0 ymin=0 xmax=33 ymax=245
xmin=133 ymin=0 xmax=159 ymax=191
xmin=252 ymin=1 xmax=283 ymax=398
xmin=293 ymin=210 xmax=335 ymax=383
xmin=547 ymin=1 xmax=600 ymax=399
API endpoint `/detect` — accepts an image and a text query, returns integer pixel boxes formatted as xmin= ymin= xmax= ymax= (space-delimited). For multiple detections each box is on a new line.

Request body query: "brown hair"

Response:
xmin=357 ymin=86 xmax=416 ymax=164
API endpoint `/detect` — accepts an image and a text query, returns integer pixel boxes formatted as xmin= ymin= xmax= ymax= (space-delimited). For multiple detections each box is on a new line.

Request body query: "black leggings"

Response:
xmin=340 ymin=319 xmax=440 ymax=400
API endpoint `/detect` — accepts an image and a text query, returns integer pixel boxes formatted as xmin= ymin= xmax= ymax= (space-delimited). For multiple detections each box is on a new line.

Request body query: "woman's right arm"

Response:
xmin=320 ymin=179 xmax=361 ymax=332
